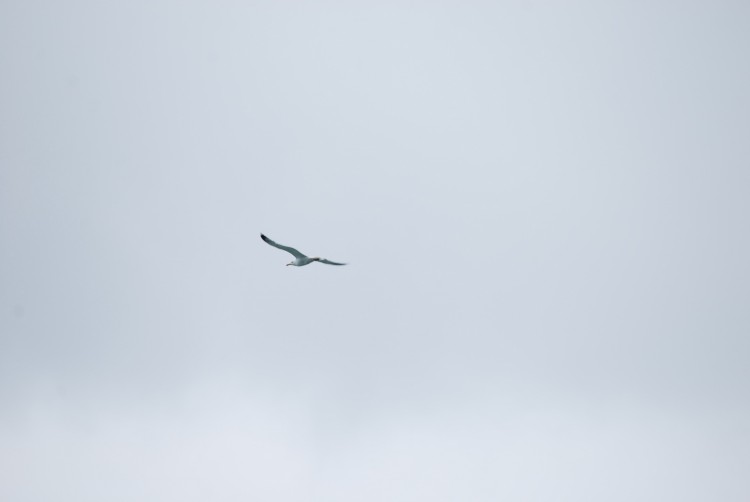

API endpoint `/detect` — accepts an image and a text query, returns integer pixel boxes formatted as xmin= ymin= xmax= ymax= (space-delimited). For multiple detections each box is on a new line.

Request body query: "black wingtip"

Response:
xmin=260 ymin=233 xmax=268 ymax=241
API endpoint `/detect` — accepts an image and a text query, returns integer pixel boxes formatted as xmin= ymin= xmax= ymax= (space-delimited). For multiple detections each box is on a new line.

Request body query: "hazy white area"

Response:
xmin=1 ymin=1 xmax=749 ymax=500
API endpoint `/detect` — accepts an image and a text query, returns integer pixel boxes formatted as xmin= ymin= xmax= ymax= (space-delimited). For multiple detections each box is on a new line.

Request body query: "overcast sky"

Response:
xmin=1 ymin=1 xmax=749 ymax=501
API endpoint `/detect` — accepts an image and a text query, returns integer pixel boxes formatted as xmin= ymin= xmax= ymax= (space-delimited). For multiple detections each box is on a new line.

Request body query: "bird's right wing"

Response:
xmin=319 ymin=259 xmax=347 ymax=266
xmin=261 ymin=234 xmax=306 ymax=258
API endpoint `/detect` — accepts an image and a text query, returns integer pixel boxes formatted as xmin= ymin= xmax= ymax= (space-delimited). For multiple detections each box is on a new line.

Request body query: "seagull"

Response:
xmin=261 ymin=234 xmax=347 ymax=267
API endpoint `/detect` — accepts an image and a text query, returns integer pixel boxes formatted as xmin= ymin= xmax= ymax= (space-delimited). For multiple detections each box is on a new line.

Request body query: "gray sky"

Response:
xmin=1 ymin=1 xmax=749 ymax=500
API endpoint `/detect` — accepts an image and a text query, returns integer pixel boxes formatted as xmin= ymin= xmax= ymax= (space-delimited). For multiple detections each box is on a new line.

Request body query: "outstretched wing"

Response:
xmin=319 ymin=259 xmax=346 ymax=266
xmin=260 ymin=234 xmax=306 ymax=258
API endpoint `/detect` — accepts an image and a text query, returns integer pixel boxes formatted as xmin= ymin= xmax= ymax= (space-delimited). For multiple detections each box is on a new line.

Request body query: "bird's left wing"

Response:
xmin=261 ymin=234 xmax=306 ymax=258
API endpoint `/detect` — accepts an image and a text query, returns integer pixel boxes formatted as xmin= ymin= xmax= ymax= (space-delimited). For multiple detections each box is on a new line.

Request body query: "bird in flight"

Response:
xmin=261 ymin=234 xmax=347 ymax=267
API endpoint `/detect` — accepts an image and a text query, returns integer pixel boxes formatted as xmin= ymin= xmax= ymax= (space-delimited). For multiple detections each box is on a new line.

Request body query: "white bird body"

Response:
xmin=261 ymin=234 xmax=346 ymax=267
xmin=289 ymin=256 xmax=323 ymax=267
